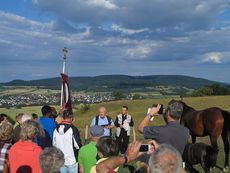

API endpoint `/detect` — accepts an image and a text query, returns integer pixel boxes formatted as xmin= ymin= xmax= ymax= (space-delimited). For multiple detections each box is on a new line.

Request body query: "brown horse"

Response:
xmin=179 ymin=101 xmax=230 ymax=171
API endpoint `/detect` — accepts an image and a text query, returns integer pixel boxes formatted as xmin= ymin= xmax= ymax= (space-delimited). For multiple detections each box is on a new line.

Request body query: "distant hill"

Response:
xmin=0 ymin=75 xmax=224 ymax=95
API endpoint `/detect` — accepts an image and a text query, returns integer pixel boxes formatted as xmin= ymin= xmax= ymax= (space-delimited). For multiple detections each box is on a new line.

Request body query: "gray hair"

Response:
xmin=167 ymin=100 xmax=183 ymax=120
xmin=39 ymin=147 xmax=64 ymax=173
xmin=21 ymin=114 xmax=33 ymax=123
xmin=98 ymin=107 xmax=106 ymax=113
xmin=0 ymin=122 xmax=13 ymax=141
xmin=148 ymin=144 xmax=182 ymax=173
xmin=20 ymin=119 xmax=44 ymax=141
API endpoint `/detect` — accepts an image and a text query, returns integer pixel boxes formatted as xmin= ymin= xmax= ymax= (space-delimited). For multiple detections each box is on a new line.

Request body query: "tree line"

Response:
xmin=192 ymin=83 xmax=230 ymax=97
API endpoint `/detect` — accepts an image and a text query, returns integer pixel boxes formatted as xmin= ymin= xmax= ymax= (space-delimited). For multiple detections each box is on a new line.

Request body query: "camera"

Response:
xmin=139 ymin=144 xmax=152 ymax=152
xmin=152 ymin=104 xmax=163 ymax=114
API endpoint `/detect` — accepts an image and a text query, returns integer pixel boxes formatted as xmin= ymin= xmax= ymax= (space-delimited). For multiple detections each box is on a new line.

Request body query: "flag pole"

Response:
xmin=60 ymin=47 xmax=68 ymax=109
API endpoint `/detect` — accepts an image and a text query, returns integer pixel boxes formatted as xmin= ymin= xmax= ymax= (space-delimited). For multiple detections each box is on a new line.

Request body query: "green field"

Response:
xmin=0 ymin=86 xmax=60 ymax=96
xmin=1 ymin=95 xmax=230 ymax=172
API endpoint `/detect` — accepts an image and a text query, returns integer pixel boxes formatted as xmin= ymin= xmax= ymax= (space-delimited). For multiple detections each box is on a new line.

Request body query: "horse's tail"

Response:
xmin=222 ymin=110 xmax=230 ymax=131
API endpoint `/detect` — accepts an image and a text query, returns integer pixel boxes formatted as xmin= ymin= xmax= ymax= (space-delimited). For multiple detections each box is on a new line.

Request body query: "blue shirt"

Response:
xmin=39 ymin=117 xmax=56 ymax=139
xmin=90 ymin=116 xmax=114 ymax=136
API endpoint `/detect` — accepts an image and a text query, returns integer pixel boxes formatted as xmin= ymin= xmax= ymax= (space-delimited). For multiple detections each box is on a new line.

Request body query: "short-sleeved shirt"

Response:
xmin=78 ymin=142 xmax=98 ymax=173
xmin=143 ymin=121 xmax=189 ymax=155
xmin=90 ymin=158 xmax=119 ymax=173
xmin=90 ymin=116 xmax=114 ymax=136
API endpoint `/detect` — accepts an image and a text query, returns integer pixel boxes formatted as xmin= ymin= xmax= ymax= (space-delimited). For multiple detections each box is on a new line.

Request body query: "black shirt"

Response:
xmin=143 ymin=121 xmax=189 ymax=155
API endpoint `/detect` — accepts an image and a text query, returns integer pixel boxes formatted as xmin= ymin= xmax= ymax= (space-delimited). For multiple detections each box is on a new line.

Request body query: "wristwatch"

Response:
xmin=120 ymin=154 xmax=128 ymax=164
xmin=147 ymin=113 xmax=154 ymax=121
xmin=147 ymin=113 xmax=153 ymax=118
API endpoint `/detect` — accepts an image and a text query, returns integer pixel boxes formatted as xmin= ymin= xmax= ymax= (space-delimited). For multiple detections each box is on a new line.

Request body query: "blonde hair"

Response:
xmin=0 ymin=122 xmax=13 ymax=141
xmin=20 ymin=119 xmax=44 ymax=141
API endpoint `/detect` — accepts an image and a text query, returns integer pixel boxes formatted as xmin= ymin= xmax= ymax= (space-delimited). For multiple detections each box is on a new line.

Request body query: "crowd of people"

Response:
xmin=0 ymin=100 xmax=190 ymax=173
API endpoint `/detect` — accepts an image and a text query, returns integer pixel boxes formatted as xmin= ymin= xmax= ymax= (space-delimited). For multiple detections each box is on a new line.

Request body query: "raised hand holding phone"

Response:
xmin=150 ymin=104 xmax=162 ymax=116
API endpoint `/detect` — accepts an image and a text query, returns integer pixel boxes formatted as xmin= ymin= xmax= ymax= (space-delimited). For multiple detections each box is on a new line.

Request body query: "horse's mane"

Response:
xmin=178 ymin=101 xmax=196 ymax=119
xmin=179 ymin=101 xmax=195 ymax=110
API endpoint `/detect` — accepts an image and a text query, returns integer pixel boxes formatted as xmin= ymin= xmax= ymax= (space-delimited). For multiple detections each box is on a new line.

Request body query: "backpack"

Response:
xmin=95 ymin=115 xmax=112 ymax=136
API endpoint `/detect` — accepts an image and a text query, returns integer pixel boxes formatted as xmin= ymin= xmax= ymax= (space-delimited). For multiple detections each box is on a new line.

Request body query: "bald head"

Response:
xmin=99 ymin=107 xmax=106 ymax=118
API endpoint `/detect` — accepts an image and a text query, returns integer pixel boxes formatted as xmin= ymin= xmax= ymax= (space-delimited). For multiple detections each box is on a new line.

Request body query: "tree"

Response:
xmin=80 ymin=104 xmax=90 ymax=113
xmin=192 ymin=83 xmax=230 ymax=97
xmin=210 ymin=83 xmax=230 ymax=95
xmin=113 ymin=91 xmax=124 ymax=100
xmin=132 ymin=94 xmax=141 ymax=100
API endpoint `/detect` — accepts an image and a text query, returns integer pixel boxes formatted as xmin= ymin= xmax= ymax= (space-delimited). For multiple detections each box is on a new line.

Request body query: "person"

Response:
xmin=96 ymin=141 xmax=186 ymax=173
xmin=13 ymin=114 xmax=33 ymax=143
xmin=39 ymin=147 xmax=65 ymax=173
xmin=51 ymin=107 xmax=58 ymax=119
xmin=9 ymin=119 xmax=44 ymax=173
xmin=115 ymin=106 xmax=134 ymax=154
xmin=90 ymin=107 xmax=114 ymax=136
xmin=95 ymin=140 xmax=157 ymax=173
xmin=32 ymin=113 xmax=39 ymax=121
xmin=14 ymin=113 xmax=23 ymax=128
xmin=51 ymin=107 xmax=63 ymax=125
xmin=53 ymin=109 xmax=82 ymax=173
xmin=32 ymin=114 xmax=52 ymax=149
xmin=138 ymin=100 xmax=189 ymax=155
xmin=0 ymin=122 xmax=13 ymax=172
xmin=148 ymin=144 xmax=183 ymax=173
xmin=0 ymin=114 xmax=7 ymax=126
xmin=90 ymin=136 xmax=119 ymax=173
xmin=39 ymin=105 xmax=56 ymax=139
xmin=55 ymin=111 xmax=63 ymax=125
xmin=78 ymin=125 xmax=104 ymax=173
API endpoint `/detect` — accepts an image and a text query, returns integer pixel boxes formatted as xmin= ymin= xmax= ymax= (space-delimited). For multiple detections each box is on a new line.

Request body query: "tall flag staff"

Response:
xmin=60 ymin=47 xmax=72 ymax=112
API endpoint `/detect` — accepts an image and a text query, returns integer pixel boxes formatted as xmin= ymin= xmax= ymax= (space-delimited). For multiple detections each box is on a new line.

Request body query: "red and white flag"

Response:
xmin=61 ymin=73 xmax=72 ymax=112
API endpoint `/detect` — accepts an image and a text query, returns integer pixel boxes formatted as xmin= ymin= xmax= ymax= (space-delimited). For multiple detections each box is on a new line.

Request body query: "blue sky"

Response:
xmin=0 ymin=0 xmax=230 ymax=83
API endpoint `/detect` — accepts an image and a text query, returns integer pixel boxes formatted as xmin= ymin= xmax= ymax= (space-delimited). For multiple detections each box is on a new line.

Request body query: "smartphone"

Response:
xmin=152 ymin=104 xmax=163 ymax=114
xmin=139 ymin=144 xmax=151 ymax=152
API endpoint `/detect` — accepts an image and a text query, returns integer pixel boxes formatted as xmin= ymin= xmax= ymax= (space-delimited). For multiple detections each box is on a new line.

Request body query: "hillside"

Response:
xmin=0 ymin=95 xmax=230 ymax=173
xmin=0 ymin=75 xmax=223 ymax=95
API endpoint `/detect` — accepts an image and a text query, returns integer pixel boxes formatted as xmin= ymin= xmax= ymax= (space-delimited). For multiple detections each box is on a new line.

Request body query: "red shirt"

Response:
xmin=9 ymin=140 xmax=42 ymax=173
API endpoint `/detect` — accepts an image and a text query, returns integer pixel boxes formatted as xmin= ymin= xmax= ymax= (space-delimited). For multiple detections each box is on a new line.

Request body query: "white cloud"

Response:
xmin=86 ymin=0 xmax=118 ymax=9
xmin=125 ymin=41 xmax=159 ymax=59
xmin=111 ymin=24 xmax=148 ymax=35
xmin=0 ymin=11 xmax=51 ymax=32
xmin=169 ymin=37 xmax=190 ymax=43
xmin=202 ymin=52 xmax=230 ymax=64
xmin=203 ymin=52 xmax=221 ymax=63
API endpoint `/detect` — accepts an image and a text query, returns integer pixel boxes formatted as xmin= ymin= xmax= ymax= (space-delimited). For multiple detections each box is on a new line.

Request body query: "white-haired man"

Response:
xmin=90 ymin=107 xmax=114 ymax=136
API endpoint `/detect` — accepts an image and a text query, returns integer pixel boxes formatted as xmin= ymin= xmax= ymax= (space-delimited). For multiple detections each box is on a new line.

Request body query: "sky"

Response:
xmin=0 ymin=0 xmax=230 ymax=83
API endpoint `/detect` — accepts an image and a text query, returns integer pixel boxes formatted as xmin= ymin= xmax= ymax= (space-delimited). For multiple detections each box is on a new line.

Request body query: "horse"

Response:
xmin=183 ymin=142 xmax=218 ymax=173
xmin=179 ymin=101 xmax=230 ymax=171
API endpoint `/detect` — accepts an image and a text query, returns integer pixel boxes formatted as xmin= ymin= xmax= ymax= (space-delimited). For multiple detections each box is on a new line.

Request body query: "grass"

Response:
xmin=1 ymin=95 xmax=230 ymax=172
xmin=0 ymin=86 xmax=60 ymax=96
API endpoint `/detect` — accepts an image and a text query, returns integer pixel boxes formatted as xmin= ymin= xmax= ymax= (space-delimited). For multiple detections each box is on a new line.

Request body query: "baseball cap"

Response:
xmin=90 ymin=125 xmax=104 ymax=137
